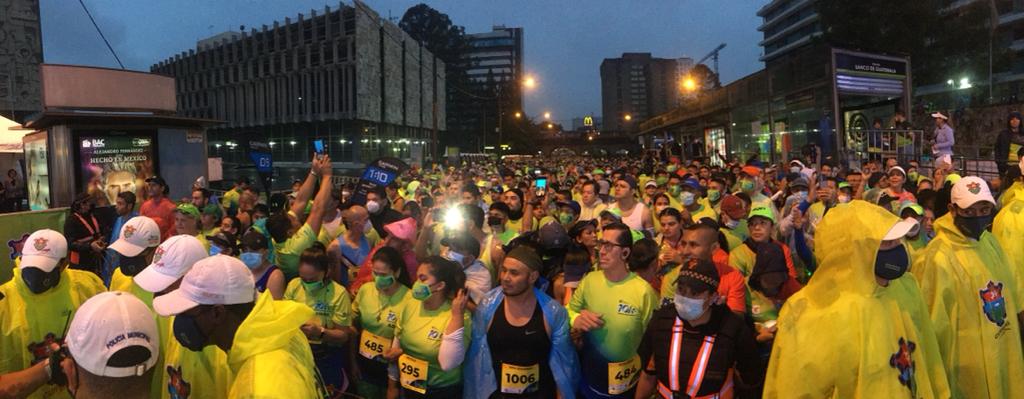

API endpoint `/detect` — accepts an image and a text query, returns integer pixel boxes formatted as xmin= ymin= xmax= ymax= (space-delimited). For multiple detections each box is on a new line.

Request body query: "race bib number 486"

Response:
xmin=608 ymin=355 xmax=641 ymax=395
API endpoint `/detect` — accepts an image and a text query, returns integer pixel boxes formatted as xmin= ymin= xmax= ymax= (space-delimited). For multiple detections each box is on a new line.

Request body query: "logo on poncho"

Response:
xmin=166 ymin=365 xmax=191 ymax=399
xmin=980 ymin=281 xmax=1008 ymax=327
xmin=7 ymin=233 xmax=29 ymax=260
xmin=27 ymin=332 xmax=63 ymax=365
xmin=889 ymin=337 xmax=917 ymax=394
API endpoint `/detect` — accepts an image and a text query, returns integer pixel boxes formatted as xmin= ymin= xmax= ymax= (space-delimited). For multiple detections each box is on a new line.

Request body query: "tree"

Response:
xmin=689 ymin=64 xmax=720 ymax=91
xmin=816 ymin=0 xmax=1002 ymax=87
xmin=399 ymin=4 xmax=469 ymax=66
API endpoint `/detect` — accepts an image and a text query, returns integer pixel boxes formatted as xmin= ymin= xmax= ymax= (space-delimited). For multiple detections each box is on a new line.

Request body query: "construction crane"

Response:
xmin=694 ymin=43 xmax=727 ymax=77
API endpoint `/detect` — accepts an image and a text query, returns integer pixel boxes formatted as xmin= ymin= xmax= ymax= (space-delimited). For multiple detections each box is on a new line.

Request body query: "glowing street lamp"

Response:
xmin=543 ymin=112 xmax=551 ymax=120
xmin=523 ymin=75 xmax=537 ymax=89
xmin=624 ymin=114 xmax=633 ymax=121
xmin=514 ymin=111 xmax=522 ymax=118
xmin=682 ymin=76 xmax=697 ymax=92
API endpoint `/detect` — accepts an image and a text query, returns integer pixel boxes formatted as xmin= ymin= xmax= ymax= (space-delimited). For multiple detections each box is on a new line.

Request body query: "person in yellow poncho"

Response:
xmin=153 ymin=255 xmax=327 ymax=398
xmin=107 ymin=216 xmax=162 ymax=308
xmin=765 ymin=201 xmax=951 ymax=398
xmin=0 ymin=229 xmax=106 ymax=399
xmin=912 ymin=176 xmax=1024 ymax=398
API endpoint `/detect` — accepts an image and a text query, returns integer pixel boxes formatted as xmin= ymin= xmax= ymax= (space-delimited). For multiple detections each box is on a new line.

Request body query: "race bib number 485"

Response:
xmin=358 ymin=330 xmax=391 ymax=361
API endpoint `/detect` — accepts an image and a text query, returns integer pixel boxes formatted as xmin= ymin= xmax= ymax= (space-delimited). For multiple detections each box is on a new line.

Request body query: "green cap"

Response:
xmin=899 ymin=202 xmax=924 ymax=217
xmin=945 ymin=173 xmax=962 ymax=185
xmin=592 ymin=168 xmax=606 ymax=175
xmin=175 ymin=203 xmax=200 ymax=219
xmin=202 ymin=203 xmax=222 ymax=218
xmin=837 ymin=182 xmax=852 ymax=190
xmin=748 ymin=206 xmax=775 ymax=224
xmin=629 ymin=229 xmax=644 ymax=243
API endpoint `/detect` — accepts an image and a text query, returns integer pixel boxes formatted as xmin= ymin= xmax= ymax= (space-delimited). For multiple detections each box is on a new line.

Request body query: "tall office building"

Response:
xmin=448 ymin=25 xmax=523 ymax=148
xmin=152 ymin=0 xmax=445 ymax=165
xmin=600 ymin=53 xmax=680 ymax=133
xmin=0 ymin=0 xmax=43 ymax=122
xmin=757 ymin=0 xmax=823 ymax=63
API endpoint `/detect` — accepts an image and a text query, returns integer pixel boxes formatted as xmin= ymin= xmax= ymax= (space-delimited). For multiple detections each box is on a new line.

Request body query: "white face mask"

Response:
xmin=363 ymin=220 xmax=373 ymax=234
xmin=724 ymin=219 xmax=740 ymax=229
xmin=790 ymin=166 xmax=801 ymax=174
xmin=366 ymin=200 xmax=381 ymax=214
xmin=674 ymin=294 xmax=707 ymax=321
xmin=838 ymin=194 xmax=851 ymax=204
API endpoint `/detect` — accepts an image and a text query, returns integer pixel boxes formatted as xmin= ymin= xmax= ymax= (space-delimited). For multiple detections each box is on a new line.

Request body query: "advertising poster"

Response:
xmin=76 ymin=130 xmax=157 ymax=205
xmin=22 ymin=131 xmax=50 ymax=210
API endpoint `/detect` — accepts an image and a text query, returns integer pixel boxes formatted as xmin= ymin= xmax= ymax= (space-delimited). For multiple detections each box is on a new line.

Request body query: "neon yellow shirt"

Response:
xmin=352 ymin=283 xmax=410 ymax=363
xmin=159 ymin=315 xmax=233 ymax=399
xmin=721 ymin=220 xmax=749 ymax=252
xmin=394 ymin=298 xmax=472 ymax=389
xmin=568 ymin=270 xmax=658 ymax=362
xmin=729 ymin=243 xmax=757 ymax=277
xmin=110 ymin=268 xmax=155 ymax=309
xmin=689 ymin=199 xmax=718 ymax=223
xmin=274 ymin=223 xmax=318 ymax=279
xmin=284 ymin=279 xmax=352 ymax=331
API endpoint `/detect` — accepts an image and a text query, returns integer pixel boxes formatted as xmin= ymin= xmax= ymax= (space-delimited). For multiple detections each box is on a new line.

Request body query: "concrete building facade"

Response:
xmin=601 ymin=53 xmax=681 ymax=133
xmin=0 ymin=0 xmax=43 ymax=122
xmin=151 ymin=0 xmax=445 ymax=167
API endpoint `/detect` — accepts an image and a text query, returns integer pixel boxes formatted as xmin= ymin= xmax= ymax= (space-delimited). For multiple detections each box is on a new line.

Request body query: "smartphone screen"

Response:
xmin=313 ymin=139 xmax=325 ymax=154
xmin=535 ymin=178 xmax=547 ymax=189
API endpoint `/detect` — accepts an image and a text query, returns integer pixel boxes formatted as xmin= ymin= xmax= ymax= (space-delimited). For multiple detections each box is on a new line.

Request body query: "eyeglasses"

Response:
xmin=596 ymin=239 xmax=629 ymax=250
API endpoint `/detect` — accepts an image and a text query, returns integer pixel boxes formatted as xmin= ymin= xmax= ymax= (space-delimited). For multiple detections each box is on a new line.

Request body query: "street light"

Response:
xmin=523 ymin=75 xmax=536 ymax=89
xmin=624 ymin=114 xmax=632 ymax=121
xmin=514 ymin=111 xmax=522 ymax=118
xmin=682 ymin=76 xmax=697 ymax=92
xmin=543 ymin=112 xmax=551 ymax=120
xmin=547 ymin=123 xmax=554 ymax=129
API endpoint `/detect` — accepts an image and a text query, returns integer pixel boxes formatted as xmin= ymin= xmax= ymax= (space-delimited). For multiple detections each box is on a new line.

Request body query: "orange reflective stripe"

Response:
xmin=668 ymin=318 xmax=684 ymax=390
xmin=563 ymin=286 xmax=573 ymax=306
xmin=657 ymin=381 xmax=674 ymax=398
xmin=685 ymin=335 xmax=716 ymax=397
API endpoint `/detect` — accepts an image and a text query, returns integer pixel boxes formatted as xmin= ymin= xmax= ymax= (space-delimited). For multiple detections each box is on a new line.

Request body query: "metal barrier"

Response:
xmin=846 ymin=129 xmax=924 ymax=166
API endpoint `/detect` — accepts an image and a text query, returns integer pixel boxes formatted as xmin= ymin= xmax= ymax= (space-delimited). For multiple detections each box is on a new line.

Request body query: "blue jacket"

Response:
xmin=464 ymin=286 xmax=580 ymax=399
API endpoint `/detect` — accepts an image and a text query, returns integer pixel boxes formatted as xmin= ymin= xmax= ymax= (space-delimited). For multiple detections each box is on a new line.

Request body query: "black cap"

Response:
xmin=675 ymin=258 xmax=720 ymax=292
xmin=538 ymin=221 xmax=569 ymax=249
xmin=145 ymin=176 xmax=167 ymax=187
xmin=206 ymin=231 xmax=237 ymax=252
xmin=240 ymin=230 xmax=268 ymax=250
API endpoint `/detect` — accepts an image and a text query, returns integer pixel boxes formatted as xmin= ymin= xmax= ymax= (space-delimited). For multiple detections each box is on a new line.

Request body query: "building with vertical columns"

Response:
xmin=0 ymin=0 xmax=43 ymax=122
xmin=151 ymin=0 xmax=445 ymax=167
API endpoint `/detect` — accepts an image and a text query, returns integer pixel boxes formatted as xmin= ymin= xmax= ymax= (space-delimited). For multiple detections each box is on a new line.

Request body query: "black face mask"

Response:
xmin=508 ymin=208 xmax=524 ymax=221
xmin=954 ymin=214 xmax=993 ymax=241
xmin=21 ymin=267 xmax=61 ymax=294
xmin=173 ymin=312 xmax=210 ymax=352
xmin=118 ymin=254 xmax=149 ymax=277
xmin=875 ymin=245 xmax=909 ymax=281
xmin=760 ymin=284 xmax=783 ymax=298
xmin=486 ymin=216 xmax=504 ymax=226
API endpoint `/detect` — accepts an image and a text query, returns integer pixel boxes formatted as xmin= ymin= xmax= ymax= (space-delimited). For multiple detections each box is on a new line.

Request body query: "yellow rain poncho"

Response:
xmin=993 ymin=199 xmax=1024 ymax=302
xmin=913 ymin=213 xmax=1024 ymax=398
xmin=158 ymin=315 xmax=233 ymax=399
xmin=999 ymin=180 xmax=1024 ymax=206
xmin=765 ymin=201 xmax=951 ymax=398
xmin=226 ymin=291 xmax=327 ymax=398
xmin=0 ymin=268 xmax=105 ymax=399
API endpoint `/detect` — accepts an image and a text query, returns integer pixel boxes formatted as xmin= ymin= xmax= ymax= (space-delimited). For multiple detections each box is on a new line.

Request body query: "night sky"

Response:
xmin=41 ymin=0 xmax=766 ymax=123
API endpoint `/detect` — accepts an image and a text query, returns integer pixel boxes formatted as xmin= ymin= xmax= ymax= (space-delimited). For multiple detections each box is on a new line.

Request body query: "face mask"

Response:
xmin=445 ymin=250 xmax=466 ymax=266
xmin=707 ymin=189 xmax=721 ymax=203
xmin=366 ymin=200 xmax=382 ymax=214
xmin=363 ymin=221 xmax=373 ymax=235
xmin=374 ymin=274 xmax=395 ymax=289
xmin=724 ymin=219 xmax=740 ymax=229
xmin=172 ymin=313 xmax=209 ymax=352
xmin=21 ymin=267 xmax=61 ymax=294
xmin=411 ymin=281 xmax=432 ymax=300
xmin=655 ymin=176 xmax=669 ymax=186
xmin=679 ymin=191 xmax=696 ymax=206
xmin=875 ymin=244 xmax=909 ymax=281
xmin=487 ymin=216 xmax=504 ymax=226
xmin=240 ymin=252 xmax=262 ymax=269
xmin=740 ymin=180 xmax=756 ymax=193
xmin=791 ymin=191 xmax=808 ymax=203
xmin=954 ymin=214 xmax=993 ymax=240
xmin=253 ymin=217 xmax=267 ymax=232
xmin=790 ymin=166 xmax=801 ymax=173
xmin=118 ymin=254 xmax=149 ymax=277
xmin=907 ymin=172 xmax=919 ymax=182
xmin=838 ymin=194 xmax=851 ymax=204
xmin=301 ymin=278 xmax=325 ymax=292
xmin=674 ymin=294 xmax=707 ymax=321
xmin=558 ymin=213 xmax=574 ymax=225
xmin=209 ymin=245 xmax=222 ymax=256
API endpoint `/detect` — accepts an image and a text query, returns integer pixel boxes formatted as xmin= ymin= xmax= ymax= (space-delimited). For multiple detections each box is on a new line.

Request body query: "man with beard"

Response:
xmin=464 ymin=247 xmax=580 ymax=398
xmin=502 ymin=189 xmax=535 ymax=235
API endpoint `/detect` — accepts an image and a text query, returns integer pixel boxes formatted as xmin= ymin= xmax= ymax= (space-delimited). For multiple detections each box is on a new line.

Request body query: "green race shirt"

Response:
xmin=284 ymin=279 xmax=352 ymax=331
xmin=353 ymin=283 xmax=411 ymax=340
xmin=729 ymin=244 xmax=756 ymax=277
xmin=274 ymin=223 xmax=318 ymax=280
xmin=394 ymin=298 xmax=472 ymax=389
xmin=568 ymin=271 xmax=658 ymax=362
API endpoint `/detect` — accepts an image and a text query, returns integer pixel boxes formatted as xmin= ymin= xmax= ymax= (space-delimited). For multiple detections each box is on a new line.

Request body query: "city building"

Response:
xmin=0 ymin=0 xmax=43 ymax=122
xmin=600 ymin=53 xmax=682 ymax=133
xmin=151 ymin=0 xmax=445 ymax=169
xmin=448 ymin=25 xmax=524 ymax=151
xmin=757 ymin=0 xmax=823 ymax=62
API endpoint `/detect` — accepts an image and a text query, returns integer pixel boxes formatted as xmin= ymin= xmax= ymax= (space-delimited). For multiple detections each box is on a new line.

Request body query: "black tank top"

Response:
xmin=487 ymin=298 xmax=556 ymax=399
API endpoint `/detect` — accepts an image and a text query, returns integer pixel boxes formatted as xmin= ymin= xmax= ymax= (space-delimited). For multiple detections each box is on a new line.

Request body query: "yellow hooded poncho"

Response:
xmin=765 ymin=201 xmax=950 ymax=398
xmin=913 ymin=213 xmax=1024 ymax=398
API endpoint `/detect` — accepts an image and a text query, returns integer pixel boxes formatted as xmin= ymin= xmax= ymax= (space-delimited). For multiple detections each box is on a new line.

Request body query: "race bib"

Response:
xmin=398 ymin=354 xmax=429 ymax=394
xmin=500 ymin=363 xmax=540 ymax=394
xmin=358 ymin=330 xmax=391 ymax=361
xmin=607 ymin=355 xmax=641 ymax=395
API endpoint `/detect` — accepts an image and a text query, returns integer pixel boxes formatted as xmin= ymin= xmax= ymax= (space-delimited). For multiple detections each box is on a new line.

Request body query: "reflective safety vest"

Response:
xmin=656 ymin=318 xmax=734 ymax=399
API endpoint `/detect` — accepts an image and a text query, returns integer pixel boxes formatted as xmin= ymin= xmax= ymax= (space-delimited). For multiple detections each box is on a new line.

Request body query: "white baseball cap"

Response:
xmin=109 ymin=216 xmax=161 ymax=257
xmin=20 ymin=229 xmax=67 ymax=272
xmin=952 ymin=176 xmax=995 ymax=209
xmin=65 ymin=291 xmax=160 ymax=378
xmin=152 ymin=255 xmax=256 ymax=317
xmin=887 ymin=166 xmax=906 ymax=176
xmin=133 ymin=235 xmax=208 ymax=293
xmin=931 ymin=112 xmax=949 ymax=120
xmin=884 ymin=217 xmax=921 ymax=241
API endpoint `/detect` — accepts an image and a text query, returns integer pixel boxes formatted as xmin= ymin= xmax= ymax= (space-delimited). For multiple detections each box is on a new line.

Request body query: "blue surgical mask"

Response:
xmin=674 ymin=294 xmax=707 ymax=321
xmin=724 ymin=219 xmax=740 ymax=229
xmin=209 ymin=245 xmax=222 ymax=256
xmin=680 ymin=191 xmax=696 ymax=207
xmin=240 ymin=252 xmax=262 ymax=269
xmin=253 ymin=217 xmax=268 ymax=232
xmin=445 ymin=250 xmax=466 ymax=267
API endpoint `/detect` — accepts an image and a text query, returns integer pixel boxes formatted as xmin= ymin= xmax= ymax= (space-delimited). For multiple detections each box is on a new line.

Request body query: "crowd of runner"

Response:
xmin=2 ymin=146 xmax=1024 ymax=399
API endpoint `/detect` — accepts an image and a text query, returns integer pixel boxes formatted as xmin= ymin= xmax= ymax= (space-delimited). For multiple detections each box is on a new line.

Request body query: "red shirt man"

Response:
xmin=140 ymin=176 xmax=177 ymax=240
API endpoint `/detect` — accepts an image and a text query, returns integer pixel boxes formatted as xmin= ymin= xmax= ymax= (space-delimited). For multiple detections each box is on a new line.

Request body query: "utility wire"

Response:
xmin=77 ymin=0 xmax=125 ymax=69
